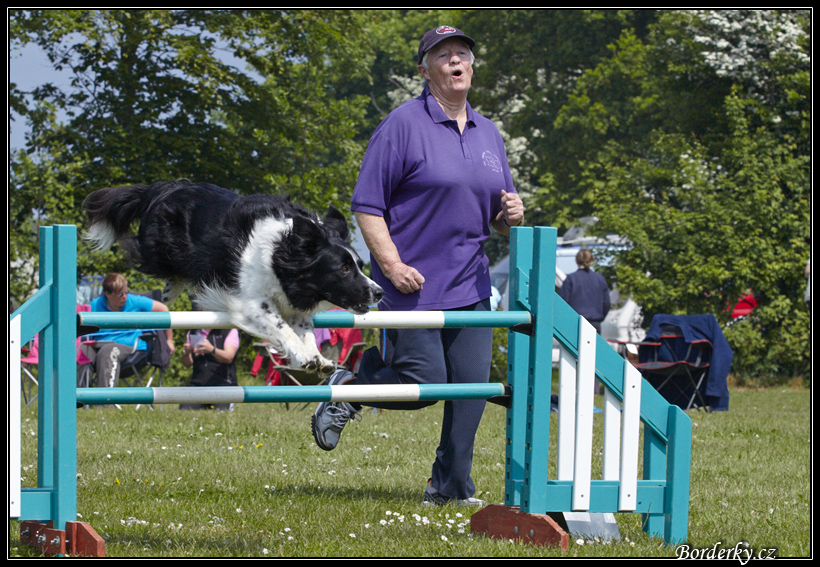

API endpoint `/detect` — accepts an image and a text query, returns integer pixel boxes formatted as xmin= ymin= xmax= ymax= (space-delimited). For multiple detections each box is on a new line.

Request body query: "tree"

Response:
xmin=461 ymin=9 xmax=659 ymax=229
xmin=9 ymin=9 xmax=383 ymax=296
xmin=556 ymin=10 xmax=811 ymax=382
xmin=10 ymin=10 xmax=810 ymax=381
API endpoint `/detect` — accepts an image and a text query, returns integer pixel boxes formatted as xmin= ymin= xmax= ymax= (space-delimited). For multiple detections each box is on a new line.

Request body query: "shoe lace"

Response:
xmin=325 ymin=402 xmax=362 ymax=428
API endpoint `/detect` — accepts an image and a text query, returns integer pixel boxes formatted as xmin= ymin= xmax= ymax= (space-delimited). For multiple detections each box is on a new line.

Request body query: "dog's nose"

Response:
xmin=372 ymin=284 xmax=385 ymax=302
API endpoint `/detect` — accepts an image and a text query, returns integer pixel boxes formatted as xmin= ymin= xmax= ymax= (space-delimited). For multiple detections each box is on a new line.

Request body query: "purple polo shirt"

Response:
xmin=352 ymin=86 xmax=516 ymax=311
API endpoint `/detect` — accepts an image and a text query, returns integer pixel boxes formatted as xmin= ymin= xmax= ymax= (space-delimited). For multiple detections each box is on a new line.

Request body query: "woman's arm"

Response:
xmin=355 ymin=211 xmax=425 ymax=294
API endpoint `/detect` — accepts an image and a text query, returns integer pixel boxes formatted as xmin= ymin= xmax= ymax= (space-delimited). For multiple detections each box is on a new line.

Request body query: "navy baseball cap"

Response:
xmin=417 ymin=25 xmax=476 ymax=64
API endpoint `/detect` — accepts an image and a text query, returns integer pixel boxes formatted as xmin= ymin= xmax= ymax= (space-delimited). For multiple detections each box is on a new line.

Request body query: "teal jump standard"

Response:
xmin=11 ymin=224 xmax=691 ymax=557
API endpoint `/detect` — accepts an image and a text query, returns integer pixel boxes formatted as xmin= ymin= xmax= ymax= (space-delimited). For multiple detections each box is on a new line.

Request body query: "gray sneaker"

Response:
xmin=311 ymin=369 xmax=361 ymax=451
xmin=422 ymin=480 xmax=487 ymax=507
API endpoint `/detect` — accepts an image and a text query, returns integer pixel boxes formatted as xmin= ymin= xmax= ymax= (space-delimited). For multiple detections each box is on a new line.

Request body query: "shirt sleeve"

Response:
xmin=129 ymin=294 xmax=156 ymax=312
xmin=487 ymin=121 xmax=517 ymax=220
xmin=601 ymin=276 xmax=611 ymax=316
xmin=351 ymin=127 xmax=405 ymax=217
xmin=558 ymin=275 xmax=572 ymax=302
xmin=225 ymin=328 xmax=240 ymax=349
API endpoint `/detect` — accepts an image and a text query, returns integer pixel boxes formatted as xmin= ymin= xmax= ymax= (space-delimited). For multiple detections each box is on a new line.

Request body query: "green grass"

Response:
xmin=9 ymin=378 xmax=811 ymax=558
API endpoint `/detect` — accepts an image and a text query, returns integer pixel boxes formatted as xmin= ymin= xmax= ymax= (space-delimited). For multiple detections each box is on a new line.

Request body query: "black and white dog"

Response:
xmin=82 ymin=180 xmax=383 ymax=373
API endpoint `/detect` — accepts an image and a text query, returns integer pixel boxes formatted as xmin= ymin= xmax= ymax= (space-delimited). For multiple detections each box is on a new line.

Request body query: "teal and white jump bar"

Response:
xmin=76 ymin=383 xmax=510 ymax=407
xmin=78 ymin=309 xmax=532 ymax=330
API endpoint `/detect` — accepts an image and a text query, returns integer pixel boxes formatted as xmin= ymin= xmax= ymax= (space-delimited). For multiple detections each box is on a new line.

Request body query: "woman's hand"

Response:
xmin=384 ymin=261 xmax=425 ymax=294
xmin=193 ymin=339 xmax=214 ymax=356
xmin=501 ymin=190 xmax=524 ymax=227
xmin=492 ymin=190 xmax=525 ymax=235
xmin=355 ymin=211 xmax=425 ymax=295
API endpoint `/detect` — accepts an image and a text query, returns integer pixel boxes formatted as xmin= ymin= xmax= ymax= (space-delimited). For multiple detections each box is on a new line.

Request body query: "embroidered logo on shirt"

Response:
xmin=482 ymin=150 xmax=502 ymax=173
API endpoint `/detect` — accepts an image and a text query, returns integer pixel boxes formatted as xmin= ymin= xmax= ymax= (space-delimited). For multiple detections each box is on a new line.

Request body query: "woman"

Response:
xmin=81 ymin=273 xmax=175 ymax=388
xmin=179 ymin=324 xmax=240 ymax=411
xmin=559 ymin=249 xmax=611 ymax=334
xmin=312 ymin=26 xmax=525 ymax=506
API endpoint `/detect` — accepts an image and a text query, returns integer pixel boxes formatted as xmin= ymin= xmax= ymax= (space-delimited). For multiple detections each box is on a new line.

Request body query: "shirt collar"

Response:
xmin=421 ymin=85 xmax=476 ymax=128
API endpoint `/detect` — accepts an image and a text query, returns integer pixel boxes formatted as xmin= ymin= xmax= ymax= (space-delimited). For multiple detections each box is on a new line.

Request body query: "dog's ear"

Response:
xmin=323 ymin=206 xmax=350 ymax=240
xmin=290 ymin=214 xmax=326 ymax=244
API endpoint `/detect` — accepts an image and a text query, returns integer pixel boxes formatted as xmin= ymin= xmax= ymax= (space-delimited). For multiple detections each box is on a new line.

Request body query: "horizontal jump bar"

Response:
xmin=75 ymin=383 xmax=510 ymax=406
xmin=77 ymin=310 xmax=532 ymax=330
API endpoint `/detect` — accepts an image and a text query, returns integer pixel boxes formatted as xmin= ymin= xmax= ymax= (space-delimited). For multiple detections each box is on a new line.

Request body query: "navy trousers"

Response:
xmin=354 ymin=299 xmax=492 ymax=500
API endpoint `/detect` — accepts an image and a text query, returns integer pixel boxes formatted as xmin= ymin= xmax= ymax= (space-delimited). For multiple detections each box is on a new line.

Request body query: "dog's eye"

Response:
xmin=341 ymin=266 xmax=350 ymax=275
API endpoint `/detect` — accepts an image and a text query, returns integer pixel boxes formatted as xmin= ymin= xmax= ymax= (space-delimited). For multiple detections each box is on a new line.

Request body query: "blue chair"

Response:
xmin=633 ymin=314 xmax=732 ymax=411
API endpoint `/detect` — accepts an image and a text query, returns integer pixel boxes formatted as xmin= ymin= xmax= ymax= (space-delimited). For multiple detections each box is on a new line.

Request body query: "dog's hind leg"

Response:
xmin=162 ymin=280 xmax=187 ymax=305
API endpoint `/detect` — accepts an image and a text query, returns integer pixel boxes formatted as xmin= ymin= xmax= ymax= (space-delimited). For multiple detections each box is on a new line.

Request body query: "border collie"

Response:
xmin=82 ymin=180 xmax=383 ymax=374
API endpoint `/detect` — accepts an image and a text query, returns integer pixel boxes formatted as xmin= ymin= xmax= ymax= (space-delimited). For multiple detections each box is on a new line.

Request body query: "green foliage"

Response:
xmin=549 ymin=10 xmax=811 ymax=383
xmin=489 ymin=327 xmax=509 ymax=383
xmin=9 ymin=140 xmax=85 ymax=307
xmin=463 ymin=10 xmax=659 ymax=230
xmin=9 ymin=9 xmax=384 ymax=292
xmin=9 ymin=10 xmax=811 ymax=383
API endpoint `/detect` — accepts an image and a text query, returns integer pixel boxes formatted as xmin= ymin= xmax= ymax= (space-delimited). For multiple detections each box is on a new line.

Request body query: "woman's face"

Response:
xmin=419 ymin=38 xmax=473 ymax=101
xmin=105 ymin=286 xmax=128 ymax=311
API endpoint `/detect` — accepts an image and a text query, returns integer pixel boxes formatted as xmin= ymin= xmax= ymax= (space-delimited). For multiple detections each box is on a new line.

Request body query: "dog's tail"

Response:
xmin=82 ymin=182 xmax=178 ymax=251
xmin=82 ymin=184 xmax=151 ymax=250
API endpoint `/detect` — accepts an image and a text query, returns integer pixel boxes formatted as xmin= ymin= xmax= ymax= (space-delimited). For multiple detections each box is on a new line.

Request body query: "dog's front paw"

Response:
xmin=318 ymin=360 xmax=336 ymax=376
xmin=310 ymin=355 xmax=336 ymax=376
xmin=290 ymin=351 xmax=336 ymax=375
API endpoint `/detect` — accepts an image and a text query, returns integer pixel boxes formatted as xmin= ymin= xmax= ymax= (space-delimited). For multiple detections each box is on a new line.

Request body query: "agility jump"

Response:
xmin=9 ymin=224 xmax=692 ymax=556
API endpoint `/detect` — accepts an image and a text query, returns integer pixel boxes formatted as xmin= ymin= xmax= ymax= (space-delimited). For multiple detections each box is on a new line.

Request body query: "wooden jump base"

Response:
xmin=10 ymin=225 xmax=692 ymax=556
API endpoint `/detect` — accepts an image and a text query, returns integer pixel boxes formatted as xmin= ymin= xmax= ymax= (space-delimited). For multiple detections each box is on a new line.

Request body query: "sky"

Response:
xmin=8 ymin=35 xmax=260 ymax=152
xmin=9 ymin=42 xmax=71 ymax=152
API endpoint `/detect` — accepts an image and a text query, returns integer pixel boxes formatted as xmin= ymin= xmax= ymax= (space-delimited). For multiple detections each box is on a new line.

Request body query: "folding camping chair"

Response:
xmin=20 ymin=339 xmax=40 ymax=407
xmin=19 ymin=306 xmax=94 ymax=404
xmin=105 ymin=289 xmax=171 ymax=390
xmin=77 ymin=330 xmax=170 ymax=387
xmin=252 ymin=326 xmax=367 ymax=387
xmin=118 ymin=330 xmax=171 ymax=389
xmin=271 ymin=334 xmax=343 ymax=388
xmin=632 ymin=320 xmax=713 ymax=411
xmin=333 ymin=327 xmax=366 ymax=373
xmin=77 ymin=339 xmax=94 ymax=388
xmin=76 ymin=290 xmax=171 ymax=408
xmin=250 ymin=325 xmax=367 ymax=410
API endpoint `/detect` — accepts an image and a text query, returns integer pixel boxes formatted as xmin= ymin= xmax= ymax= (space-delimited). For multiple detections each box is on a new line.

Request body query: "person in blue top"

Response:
xmin=559 ymin=249 xmax=611 ymax=333
xmin=80 ymin=273 xmax=175 ymax=388
xmin=311 ymin=26 xmax=525 ymax=507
